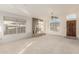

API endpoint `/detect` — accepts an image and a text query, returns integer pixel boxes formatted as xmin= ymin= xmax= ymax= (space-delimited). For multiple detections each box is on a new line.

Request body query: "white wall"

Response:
xmin=0 ymin=11 xmax=32 ymax=42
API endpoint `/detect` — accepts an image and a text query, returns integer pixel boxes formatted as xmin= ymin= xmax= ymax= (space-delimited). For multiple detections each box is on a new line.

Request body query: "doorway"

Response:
xmin=67 ymin=20 xmax=76 ymax=37
xmin=32 ymin=18 xmax=44 ymax=37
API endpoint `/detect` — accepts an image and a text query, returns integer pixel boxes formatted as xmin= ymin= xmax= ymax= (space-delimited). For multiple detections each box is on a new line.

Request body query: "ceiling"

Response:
xmin=23 ymin=4 xmax=79 ymax=18
xmin=0 ymin=4 xmax=31 ymax=16
xmin=0 ymin=4 xmax=79 ymax=19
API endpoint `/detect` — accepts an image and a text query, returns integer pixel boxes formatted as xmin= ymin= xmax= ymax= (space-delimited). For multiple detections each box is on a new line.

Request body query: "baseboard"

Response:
xmin=64 ymin=36 xmax=78 ymax=40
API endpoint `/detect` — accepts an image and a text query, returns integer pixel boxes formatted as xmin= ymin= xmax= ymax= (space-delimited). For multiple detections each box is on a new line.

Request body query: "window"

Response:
xmin=3 ymin=16 xmax=26 ymax=35
xmin=16 ymin=19 xmax=26 ymax=33
xmin=50 ymin=16 xmax=61 ymax=31
xmin=66 ymin=14 xmax=77 ymax=20
xmin=4 ymin=16 xmax=17 ymax=34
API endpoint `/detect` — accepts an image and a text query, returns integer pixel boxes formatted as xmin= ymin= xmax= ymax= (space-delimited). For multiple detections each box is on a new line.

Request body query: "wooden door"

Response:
xmin=67 ymin=20 xmax=76 ymax=37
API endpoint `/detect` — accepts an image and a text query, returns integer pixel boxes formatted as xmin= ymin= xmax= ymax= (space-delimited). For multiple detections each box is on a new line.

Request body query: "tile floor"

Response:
xmin=0 ymin=34 xmax=79 ymax=54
